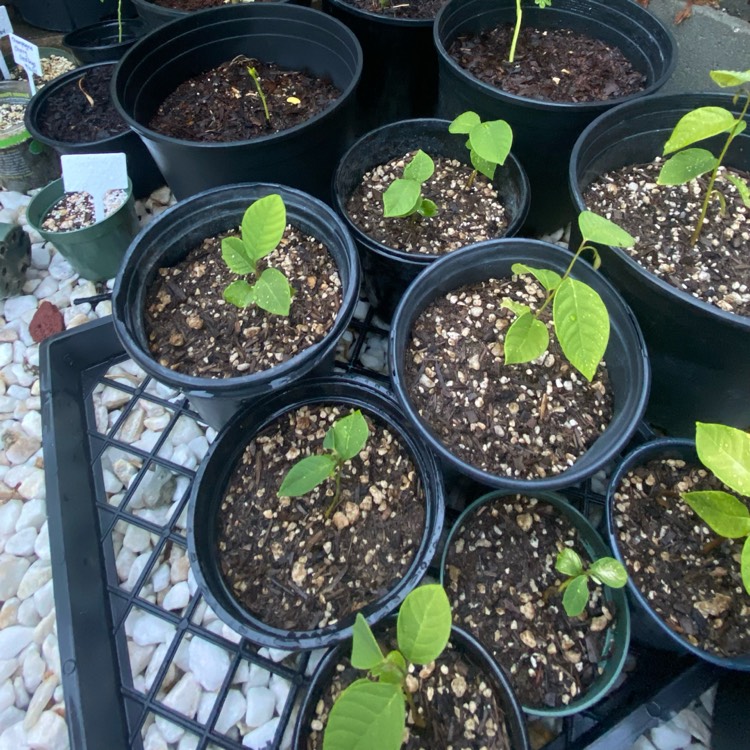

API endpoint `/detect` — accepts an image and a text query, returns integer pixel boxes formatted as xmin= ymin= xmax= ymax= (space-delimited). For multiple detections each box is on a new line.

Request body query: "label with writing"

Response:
xmin=62 ymin=153 xmax=129 ymax=224
xmin=9 ymin=35 xmax=40 ymax=93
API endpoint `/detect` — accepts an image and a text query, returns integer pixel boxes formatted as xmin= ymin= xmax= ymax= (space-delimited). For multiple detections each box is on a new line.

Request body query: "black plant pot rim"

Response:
xmin=433 ymin=0 xmax=677 ymax=113
xmin=325 ymin=0 xmax=436 ymax=28
xmin=63 ymin=18 xmax=145 ymax=48
xmin=605 ymin=437 xmax=750 ymax=671
xmin=333 ymin=117 xmax=530 ymax=264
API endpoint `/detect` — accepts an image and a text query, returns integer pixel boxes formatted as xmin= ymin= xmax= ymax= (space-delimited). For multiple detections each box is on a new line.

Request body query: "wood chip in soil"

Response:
xmin=346 ymin=151 xmax=509 ymax=256
xmin=144 ymin=224 xmax=341 ymax=379
xmin=444 ymin=496 xmax=617 ymax=709
xmin=582 ymin=159 xmax=750 ymax=317
xmin=148 ymin=55 xmax=341 ymax=142
xmin=613 ymin=457 xmax=750 ymax=659
xmin=404 ymin=277 xmax=613 ymax=479
xmin=340 ymin=0 xmax=445 ymax=20
xmin=448 ymin=25 xmax=646 ymax=103
xmin=217 ymin=404 xmax=426 ymax=631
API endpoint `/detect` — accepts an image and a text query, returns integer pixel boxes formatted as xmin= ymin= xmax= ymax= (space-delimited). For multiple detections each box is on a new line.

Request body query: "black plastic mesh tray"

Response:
xmin=41 ymin=309 xmax=720 ymax=750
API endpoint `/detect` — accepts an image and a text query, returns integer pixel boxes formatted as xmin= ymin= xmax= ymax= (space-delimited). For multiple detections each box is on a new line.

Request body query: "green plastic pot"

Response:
xmin=440 ymin=489 xmax=631 ymax=717
xmin=27 ymin=177 xmax=139 ymax=281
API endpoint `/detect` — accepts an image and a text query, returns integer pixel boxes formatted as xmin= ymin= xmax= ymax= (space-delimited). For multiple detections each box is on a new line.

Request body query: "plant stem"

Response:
xmin=508 ymin=0 xmax=522 ymax=63
xmin=118 ymin=0 xmax=122 ymax=43
xmin=324 ymin=462 xmax=343 ymax=518
xmin=404 ymin=689 xmax=426 ymax=729
xmin=247 ymin=67 xmax=271 ymax=124
xmin=534 ymin=241 xmax=589 ymax=319
xmin=466 ymin=169 xmax=477 ymax=190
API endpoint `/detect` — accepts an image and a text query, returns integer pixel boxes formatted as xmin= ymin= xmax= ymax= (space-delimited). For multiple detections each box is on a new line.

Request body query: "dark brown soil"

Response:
xmin=613 ymin=457 xmax=750 ymax=659
xmin=148 ymin=55 xmax=341 ymax=142
xmin=217 ymin=404 xmax=426 ymax=631
xmin=151 ymin=0 xmax=276 ymax=8
xmin=404 ymin=276 xmax=614 ymax=480
xmin=341 ymin=0 xmax=445 ymax=20
xmin=444 ymin=496 xmax=617 ymax=709
xmin=448 ymin=25 xmax=646 ymax=103
xmin=582 ymin=159 xmax=750 ymax=317
xmin=36 ymin=64 xmax=126 ymax=143
xmin=143 ymin=224 xmax=341 ymax=378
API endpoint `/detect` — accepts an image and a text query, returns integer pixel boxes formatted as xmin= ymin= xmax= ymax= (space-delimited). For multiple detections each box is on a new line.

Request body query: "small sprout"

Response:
xmin=449 ymin=111 xmax=513 ymax=189
xmin=382 ymin=150 xmax=439 ymax=219
xmin=323 ymin=584 xmax=452 ymax=750
xmin=221 ymin=193 xmax=294 ymax=315
xmin=682 ymin=421 xmax=750 ymax=595
xmin=78 ymin=77 xmax=95 ymax=107
xmin=278 ymin=410 xmax=369 ymax=517
xmin=555 ymin=548 xmax=628 ymax=617
xmin=247 ymin=66 xmax=271 ymax=124
xmin=508 ymin=0 xmax=553 ymax=64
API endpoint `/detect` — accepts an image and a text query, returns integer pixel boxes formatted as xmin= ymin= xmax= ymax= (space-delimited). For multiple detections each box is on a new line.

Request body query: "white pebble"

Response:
xmin=246 ymin=662 xmax=271 ymax=689
xmin=0 ymin=683 xmax=13 ymax=713
xmin=0 ymin=709 xmax=25 ymax=740
xmin=650 ymin=724 xmax=692 ymax=750
xmin=2 ymin=425 xmax=40 ymax=465
xmin=0 ymin=501 xmax=22 ymax=536
xmin=18 ymin=469 xmax=45 ymax=501
xmin=0 ymin=345 xmax=11 ymax=368
xmin=13 ymin=677 xmax=28 ymax=710
xmin=143 ymin=723 xmax=168 ymax=750
xmin=162 ymin=582 xmax=190 ymax=611
xmin=127 ymin=642 xmax=154 ymax=678
xmin=33 ymin=580 xmax=54 ymax=619
xmin=3 ymin=296 xmax=36 ymax=323
xmin=243 ymin=717 xmax=280 ymax=749
xmin=22 ymin=675 xmax=56 ymax=731
xmin=115 ymin=547 xmax=136 ymax=583
xmin=25 ymin=710 xmax=67 ymax=750
xmin=170 ymin=416 xmax=203 ymax=446
xmin=33 ymin=611 xmax=56 ymax=647
xmin=22 ymin=648 xmax=45 ymax=694
xmin=189 ymin=638 xmax=230 ymax=692
xmin=162 ymin=673 xmax=202 ymax=719
xmin=151 ymin=562 xmax=171 ymax=593
xmin=15 ymin=497 xmax=45 ymax=532
xmin=0 ymin=626 xmax=34 ymax=660
xmin=0 ymin=660 xmax=17 ymax=684
xmin=269 ymin=674 xmax=290 ymax=714
xmin=144 ymin=643 xmax=169 ymax=691
xmin=17 ymin=561 xmax=52 ymax=600
xmin=132 ymin=612 xmax=174 ymax=646
xmin=47 ymin=253 xmax=74 ymax=282
xmin=4 ymin=527 xmax=37 ymax=557
xmin=216 ymin=688 xmax=246 ymax=735
xmin=41 ymin=635 xmax=60 ymax=676
xmin=123 ymin=524 xmax=152 ymax=554
xmin=125 ymin=553 xmax=151 ymax=592
xmin=155 ymin=714 xmax=185 ymax=744
xmin=0 ymin=555 xmax=30 ymax=600
xmin=244 ymin=686 xmax=276 ymax=728
xmin=196 ymin=690 xmax=217 ymax=725
xmin=16 ymin=598 xmax=39 ymax=627
xmin=33 ymin=523 xmax=50 ymax=562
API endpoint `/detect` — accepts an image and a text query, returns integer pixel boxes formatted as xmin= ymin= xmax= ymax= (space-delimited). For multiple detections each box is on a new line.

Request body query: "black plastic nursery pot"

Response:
xmin=14 ymin=0 xmax=135 ymax=32
xmin=605 ymin=439 xmax=750 ymax=671
xmin=62 ymin=19 xmax=146 ymax=64
xmin=130 ymin=0 xmax=296 ymax=30
xmin=433 ymin=0 xmax=676 ymax=233
xmin=570 ymin=92 xmax=750 ymax=438
xmin=24 ymin=62 xmax=164 ymax=200
xmin=112 ymin=3 xmax=362 ymax=202
xmin=440 ymin=489 xmax=631 ymax=717
xmin=187 ymin=375 xmax=445 ymax=651
xmin=333 ymin=117 xmax=530 ymax=321
xmin=112 ymin=182 xmax=361 ymax=430
xmin=389 ymin=238 xmax=650 ymax=491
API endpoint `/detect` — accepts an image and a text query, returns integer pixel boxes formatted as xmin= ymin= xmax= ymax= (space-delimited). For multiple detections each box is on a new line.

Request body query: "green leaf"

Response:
xmin=535 ymin=0 xmax=552 ymax=7
xmin=556 ymin=548 xmax=584 ymax=577
xmin=323 ymin=679 xmax=405 ymax=750
xmin=252 ymin=268 xmax=292 ymax=316
xmin=664 ymin=107 xmax=738 ymax=153
xmin=223 ymin=279 xmax=256 ymax=308
xmin=657 ymin=148 xmax=718 ymax=186
xmin=504 ymin=312 xmax=549 ymax=365
xmin=742 ymin=536 xmax=750 ymax=595
xmin=470 ymin=148 xmax=497 ymax=181
xmin=500 ymin=298 xmax=531 ymax=318
xmin=710 ymin=69 xmax=750 ymax=88
xmin=553 ymin=277 xmax=610 ymax=382
xmin=278 ymin=454 xmax=338 ymax=497
xmin=323 ymin=429 xmax=335 ymax=452
xmin=468 ymin=120 xmax=513 ymax=166
xmin=418 ymin=199 xmax=439 ymax=217
xmin=383 ymin=178 xmax=422 ymax=218
xmin=695 ymin=422 xmax=750 ymax=496
xmin=222 ymin=236 xmax=256 ymax=275
xmin=726 ymin=173 xmax=750 ymax=207
xmin=683 ymin=490 xmax=750 ymax=538
xmin=241 ymin=193 xmax=287 ymax=262
xmin=562 ymin=575 xmax=589 ymax=617
xmin=331 ymin=410 xmax=369 ymax=461
xmin=371 ymin=651 xmax=407 ymax=684
xmin=511 ymin=263 xmax=562 ymax=292
xmin=403 ymin=150 xmax=434 ymax=183
xmin=396 ymin=584 xmax=452 ymax=665
xmin=351 ymin=613 xmax=384 ymax=670
xmin=578 ymin=211 xmax=636 ymax=248
xmin=589 ymin=557 xmax=628 ymax=588
xmin=449 ymin=111 xmax=481 ymax=134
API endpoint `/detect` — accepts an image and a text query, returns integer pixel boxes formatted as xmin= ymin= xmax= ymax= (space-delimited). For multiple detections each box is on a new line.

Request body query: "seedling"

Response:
xmin=448 ymin=111 xmax=513 ymax=189
xmin=555 ymin=548 xmax=627 ymax=617
xmin=221 ymin=193 xmax=293 ymax=315
xmin=278 ymin=410 xmax=369 ymax=517
xmin=382 ymin=150 xmax=438 ymax=219
xmin=100 ymin=0 xmax=123 ymax=43
xmin=508 ymin=0 xmax=553 ymax=64
xmin=247 ymin=66 xmax=271 ymax=124
xmin=657 ymin=69 xmax=750 ymax=246
xmin=682 ymin=421 xmax=750 ymax=595
xmin=323 ymin=584 xmax=452 ymax=750
xmin=502 ymin=211 xmax=635 ymax=381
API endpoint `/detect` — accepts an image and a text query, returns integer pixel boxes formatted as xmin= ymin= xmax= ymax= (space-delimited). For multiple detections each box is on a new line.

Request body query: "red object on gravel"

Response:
xmin=29 ymin=301 xmax=65 ymax=343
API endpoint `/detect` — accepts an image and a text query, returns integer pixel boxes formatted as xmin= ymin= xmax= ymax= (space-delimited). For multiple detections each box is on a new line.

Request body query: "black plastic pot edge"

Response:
xmin=63 ymin=19 xmax=146 ymax=64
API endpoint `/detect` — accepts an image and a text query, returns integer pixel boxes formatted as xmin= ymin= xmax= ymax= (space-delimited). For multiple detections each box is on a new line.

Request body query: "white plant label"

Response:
xmin=62 ymin=153 xmax=129 ymax=224
xmin=9 ymin=34 xmax=40 ymax=94
xmin=0 ymin=8 xmax=12 ymax=80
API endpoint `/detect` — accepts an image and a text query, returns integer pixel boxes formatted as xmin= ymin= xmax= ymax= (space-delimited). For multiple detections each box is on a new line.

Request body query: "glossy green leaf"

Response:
xmin=683 ymin=490 xmax=750 ymax=538
xmin=578 ymin=211 xmax=636 ymax=248
xmin=323 ymin=428 xmax=335 ymax=452
xmin=330 ymin=410 xmax=369 ymax=461
xmin=535 ymin=0 xmax=552 ymax=7
xmin=419 ymin=199 xmax=439 ymax=217
xmin=253 ymin=268 xmax=292 ymax=316
xmin=470 ymin=148 xmax=497 ymax=181
xmin=742 ymin=536 xmax=750 ymax=595
xmin=500 ymin=298 xmax=531 ymax=318
xmin=396 ymin=584 xmax=452 ymax=665
xmin=223 ymin=279 xmax=256 ymax=308
xmin=403 ymin=150 xmax=434 ymax=183
xmin=278 ymin=454 xmax=337 ymax=497
xmin=553 ymin=277 xmax=610 ymax=382
xmin=383 ymin=179 xmax=421 ymax=218
xmin=657 ymin=148 xmax=718 ymax=186
xmin=351 ymin=613 xmax=384 ymax=670
xmin=556 ymin=548 xmax=584 ymax=577
xmin=323 ymin=679 xmax=405 ymax=750
xmin=562 ymin=575 xmax=589 ymax=617
xmin=589 ymin=557 xmax=628 ymax=588
xmin=726 ymin=173 xmax=750 ymax=207
xmin=371 ymin=651 xmax=407 ymax=684
xmin=504 ymin=312 xmax=549 ymax=365
xmin=221 ymin=236 xmax=255 ymax=275
xmin=241 ymin=193 xmax=287 ymax=261
xmin=511 ymin=263 xmax=562 ymax=292
xmin=664 ymin=107 xmax=738 ymax=154
xmin=469 ymin=119 xmax=513 ymax=166
xmin=449 ymin=111 xmax=481 ymax=134
xmin=695 ymin=421 xmax=750 ymax=496
xmin=710 ymin=69 xmax=750 ymax=88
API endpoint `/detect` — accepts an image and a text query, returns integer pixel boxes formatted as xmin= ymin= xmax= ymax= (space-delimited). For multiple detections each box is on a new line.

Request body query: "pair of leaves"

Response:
xmin=555 ymin=549 xmax=628 ymax=617
xmin=449 ymin=111 xmax=513 ymax=181
xmin=382 ymin=150 xmax=438 ymax=218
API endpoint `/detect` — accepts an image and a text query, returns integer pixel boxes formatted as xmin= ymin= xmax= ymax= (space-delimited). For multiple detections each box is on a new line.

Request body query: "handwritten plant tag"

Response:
xmin=0 ymin=7 xmax=12 ymax=80
xmin=9 ymin=34 xmax=40 ymax=94
xmin=62 ymin=153 xmax=129 ymax=224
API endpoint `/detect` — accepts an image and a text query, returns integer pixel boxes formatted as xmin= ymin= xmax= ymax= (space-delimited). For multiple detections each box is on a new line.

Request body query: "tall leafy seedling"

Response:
xmin=448 ymin=111 xmax=513 ymax=189
xmin=508 ymin=0 xmax=552 ymax=63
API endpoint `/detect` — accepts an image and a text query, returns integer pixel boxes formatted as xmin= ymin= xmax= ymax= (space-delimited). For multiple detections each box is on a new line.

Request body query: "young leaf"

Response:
xmin=419 ymin=199 xmax=439 ymax=218
xmin=351 ymin=613 xmax=384 ymax=670
xmin=371 ymin=651 xmax=407 ymax=684
xmin=383 ymin=179 xmax=422 ymax=218
xmin=468 ymin=120 xmax=513 ymax=166
xmin=556 ymin=548 xmax=584 ymax=577
xmin=241 ymin=193 xmax=287 ymax=262
xmin=726 ymin=173 xmax=750 ymax=207
xmin=252 ymin=268 xmax=292 ymax=316
xmin=278 ymin=454 xmax=338 ymax=497
xmin=221 ymin=236 xmax=255 ymax=275
xmin=553 ymin=277 xmax=610 ymax=382
xmin=511 ymin=263 xmax=562 ymax=292
xmin=402 ymin=150 xmax=434 ymax=183
xmin=657 ymin=148 xmax=718 ymax=186
xmin=396 ymin=584 xmax=452 ymax=665
xmin=500 ymin=298 xmax=531 ymax=318
xmin=470 ymin=149 xmax=497 ymax=181
xmin=562 ymin=575 xmax=589 ymax=617
xmin=663 ymin=107 xmax=738 ymax=154
xmin=741 ymin=536 xmax=750 ymax=595
xmin=710 ymin=69 xmax=750 ymax=88
xmin=578 ymin=211 xmax=636 ymax=248
xmin=322 ymin=679 xmax=405 ymax=750
xmin=589 ymin=557 xmax=628 ymax=588
xmin=683 ymin=490 xmax=750 ymax=539
xmin=330 ymin=410 xmax=369 ymax=462
xmin=504 ymin=312 xmax=549 ymax=365
xmin=449 ymin=111 xmax=481 ymax=134
xmin=223 ymin=279 xmax=256 ymax=308
xmin=695 ymin=421 xmax=750 ymax=496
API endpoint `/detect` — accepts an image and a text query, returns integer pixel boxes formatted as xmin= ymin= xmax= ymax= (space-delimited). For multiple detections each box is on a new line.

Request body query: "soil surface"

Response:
xmin=404 ymin=276 xmax=614 ymax=480
xmin=582 ymin=159 xmax=750 ymax=317
xmin=448 ymin=25 xmax=646 ymax=103
xmin=613 ymin=457 xmax=750 ymax=659
xmin=144 ymin=224 xmax=341 ymax=379
xmin=41 ymin=190 xmax=128 ymax=232
xmin=148 ymin=55 xmax=341 ymax=142
xmin=217 ymin=404 xmax=426 ymax=631
xmin=341 ymin=0 xmax=445 ymax=20
xmin=151 ymin=0 xmax=276 ymax=8
xmin=444 ymin=496 xmax=617 ymax=709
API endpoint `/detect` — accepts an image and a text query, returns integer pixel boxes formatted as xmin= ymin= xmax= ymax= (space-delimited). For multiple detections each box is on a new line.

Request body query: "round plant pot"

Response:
xmin=13 ymin=0 xmax=135 ymax=33
xmin=606 ymin=439 xmax=750 ymax=670
xmin=130 ymin=0 xmax=295 ymax=30
xmin=112 ymin=3 xmax=362 ymax=202
xmin=24 ymin=62 xmax=164 ymax=200
xmin=63 ymin=19 xmax=146 ymax=64
xmin=433 ymin=0 xmax=676 ymax=233
xmin=570 ymin=92 xmax=750 ymax=437
xmin=292 ymin=619 xmax=530 ymax=748
xmin=187 ymin=375 xmax=445 ymax=650
xmin=333 ymin=117 xmax=530 ymax=321
xmin=26 ymin=177 xmax=138 ymax=282
xmin=112 ymin=182 xmax=361 ymax=430
xmin=441 ymin=489 xmax=631 ymax=715
xmin=389 ymin=238 xmax=650 ymax=491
